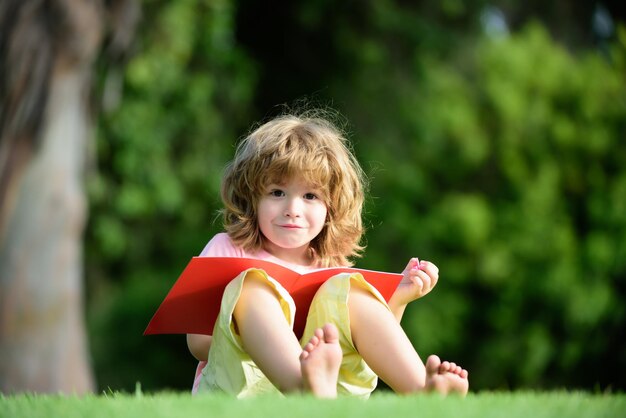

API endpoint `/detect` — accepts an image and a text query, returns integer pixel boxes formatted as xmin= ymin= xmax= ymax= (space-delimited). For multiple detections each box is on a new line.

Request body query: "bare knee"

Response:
xmin=348 ymin=281 xmax=386 ymax=315
xmin=242 ymin=270 xmax=280 ymax=299
xmin=233 ymin=271 xmax=281 ymax=328
xmin=348 ymin=281 xmax=394 ymax=344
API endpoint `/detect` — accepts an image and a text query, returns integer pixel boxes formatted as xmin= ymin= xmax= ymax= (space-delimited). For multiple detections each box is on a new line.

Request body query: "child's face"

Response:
xmin=257 ymin=177 xmax=327 ymax=264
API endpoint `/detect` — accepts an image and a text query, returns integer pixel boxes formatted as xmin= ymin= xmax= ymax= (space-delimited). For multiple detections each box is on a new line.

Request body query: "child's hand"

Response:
xmin=391 ymin=258 xmax=439 ymax=307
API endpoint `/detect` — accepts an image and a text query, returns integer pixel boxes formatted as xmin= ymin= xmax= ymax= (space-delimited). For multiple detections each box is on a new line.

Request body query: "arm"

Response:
xmin=187 ymin=233 xmax=240 ymax=361
xmin=187 ymin=334 xmax=213 ymax=361
xmin=387 ymin=258 xmax=439 ymax=322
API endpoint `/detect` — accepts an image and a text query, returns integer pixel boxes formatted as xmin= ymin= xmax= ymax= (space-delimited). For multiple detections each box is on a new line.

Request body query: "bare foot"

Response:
xmin=300 ymin=323 xmax=343 ymax=398
xmin=424 ymin=354 xmax=469 ymax=396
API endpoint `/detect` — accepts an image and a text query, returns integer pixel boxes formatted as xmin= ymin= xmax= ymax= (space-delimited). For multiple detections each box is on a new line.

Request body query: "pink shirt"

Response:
xmin=191 ymin=233 xmax=319 ymax=393
xmin=198 ymin=233 xmax=318 ymax=274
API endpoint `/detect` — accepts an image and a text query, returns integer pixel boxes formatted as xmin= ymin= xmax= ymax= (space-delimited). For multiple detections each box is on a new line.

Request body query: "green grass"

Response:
xmin=1 ymin=391 xmax=624 ymax=418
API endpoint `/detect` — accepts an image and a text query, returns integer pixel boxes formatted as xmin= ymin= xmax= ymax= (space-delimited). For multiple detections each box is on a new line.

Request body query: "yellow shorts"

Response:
xmin=197 ymin=268 xmax=390 ymax=398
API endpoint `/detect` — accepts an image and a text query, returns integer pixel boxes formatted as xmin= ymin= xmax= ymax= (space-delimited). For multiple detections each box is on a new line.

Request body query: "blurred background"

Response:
xmin=1 ymin=0 xmax=625 ymax=394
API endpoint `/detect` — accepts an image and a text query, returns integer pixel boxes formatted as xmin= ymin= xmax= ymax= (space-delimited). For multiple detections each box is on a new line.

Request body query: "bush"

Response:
xmin=343 ymin=24 xmax=626 ymax=390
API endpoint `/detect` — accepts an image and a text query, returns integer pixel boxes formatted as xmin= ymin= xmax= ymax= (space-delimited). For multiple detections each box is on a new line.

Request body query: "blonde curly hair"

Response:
xmin=221 ymin=113 xmax=367 ymax=267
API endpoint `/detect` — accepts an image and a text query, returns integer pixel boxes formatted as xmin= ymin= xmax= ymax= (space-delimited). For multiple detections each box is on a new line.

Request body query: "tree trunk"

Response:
xmin=0 ymin=64 xmax=95 ymax=395
xmin=0 ymin=0 xmax=109 ymax=394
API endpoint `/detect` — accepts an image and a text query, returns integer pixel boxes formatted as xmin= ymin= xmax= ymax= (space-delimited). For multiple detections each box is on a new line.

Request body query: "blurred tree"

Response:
xmin=494 ymin=0 xmax=625 ymax=48
xmin=234 ymin=0 xmax=489 ymax=114
xmin=0 ymin=0 xmax=139 ymax=393
xmin=87 ymin=0 xmax=255 ymax=391
xmin=338 ymin=23 xmax=626 ymax=390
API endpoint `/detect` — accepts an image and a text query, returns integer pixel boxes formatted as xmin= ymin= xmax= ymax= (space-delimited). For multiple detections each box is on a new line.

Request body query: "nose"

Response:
xmin=284 ymin=197 xmax=302 ymax=217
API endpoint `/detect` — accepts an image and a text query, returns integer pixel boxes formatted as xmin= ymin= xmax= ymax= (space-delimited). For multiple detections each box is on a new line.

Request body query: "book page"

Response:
xmin=144 ymin=257 xmax=402 ymax=338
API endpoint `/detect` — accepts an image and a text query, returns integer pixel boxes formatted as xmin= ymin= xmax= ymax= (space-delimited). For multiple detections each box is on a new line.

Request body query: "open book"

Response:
xmin=144 ymin=257 xmax=403 ymax=338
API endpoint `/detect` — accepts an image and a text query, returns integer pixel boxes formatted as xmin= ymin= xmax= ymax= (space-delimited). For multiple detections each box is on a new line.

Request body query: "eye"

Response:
xmin=269 ymin=189 xmax=285 ymax=197
xmin=303 ymin=192 xmax=318 ymax=200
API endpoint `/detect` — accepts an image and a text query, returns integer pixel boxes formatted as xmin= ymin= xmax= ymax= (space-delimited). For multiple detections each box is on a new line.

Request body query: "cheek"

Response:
xmin=316 ymin=206 xmax=328 ymax=226
xmin=256 ymin=201 xmax=271 ymax=225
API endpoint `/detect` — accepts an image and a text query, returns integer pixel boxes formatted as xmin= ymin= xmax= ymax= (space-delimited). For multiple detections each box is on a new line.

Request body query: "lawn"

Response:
xmin=1 ymin=390 xmax=624 ymax=418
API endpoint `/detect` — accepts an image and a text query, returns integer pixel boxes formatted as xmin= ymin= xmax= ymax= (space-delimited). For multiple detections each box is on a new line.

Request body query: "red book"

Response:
xmin=144 ymin=257 xmax=403 ymax=338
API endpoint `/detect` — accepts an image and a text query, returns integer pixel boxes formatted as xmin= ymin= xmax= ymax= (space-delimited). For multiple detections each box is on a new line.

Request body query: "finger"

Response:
xmin=405 ymin=257 xmax=420 ymax=272
xmin=419 ymin=260 xmax=439 ymax=274
xmin=414 ymin=270 xmax=432 ymax=291
xmin=408 ymin=272 xmax=425 ymax=291
xmin=419 ymin=261 xmax=439 ymax=279
xmin=427 ymin=268 xmax=439 ymax=289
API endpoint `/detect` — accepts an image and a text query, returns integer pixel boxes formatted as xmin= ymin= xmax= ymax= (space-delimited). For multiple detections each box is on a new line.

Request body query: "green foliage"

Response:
xmin=87 ymin=0 xmax=255 ymax=391
xmin=337 ymin=24 xmax=626 ymax=390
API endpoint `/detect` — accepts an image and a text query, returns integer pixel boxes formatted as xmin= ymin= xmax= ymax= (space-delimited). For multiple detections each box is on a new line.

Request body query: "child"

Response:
xmin=187 ymin=112 xmax=469 ymax=398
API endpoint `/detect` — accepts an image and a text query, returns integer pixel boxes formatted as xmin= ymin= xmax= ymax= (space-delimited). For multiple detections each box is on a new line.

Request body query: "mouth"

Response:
xmin=279 ymin=224 xmax=303 ymax=229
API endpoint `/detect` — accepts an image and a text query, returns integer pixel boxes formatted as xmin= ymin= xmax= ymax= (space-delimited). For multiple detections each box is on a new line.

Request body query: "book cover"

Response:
xmin=144 ymin=257 xmax=403 ymax=338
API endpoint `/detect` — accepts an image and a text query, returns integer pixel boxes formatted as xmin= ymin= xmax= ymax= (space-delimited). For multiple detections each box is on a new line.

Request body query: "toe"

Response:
xmin=322 ymin=323 xmax=339 ymax=343
xmin=425 ymin=355 xmax=442 ymax=375
xmin=314 ymin=328 xmax=324 ymax=340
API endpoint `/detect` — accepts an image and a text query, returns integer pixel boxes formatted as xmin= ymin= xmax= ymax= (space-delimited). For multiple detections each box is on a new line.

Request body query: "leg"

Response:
xmin=233 ymin=270 xmax=341 ymax=396
xmin=348 ymin=283 xmax=468 ymax=395
xmin=301 ymin=274 xmax=380 ymax=398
